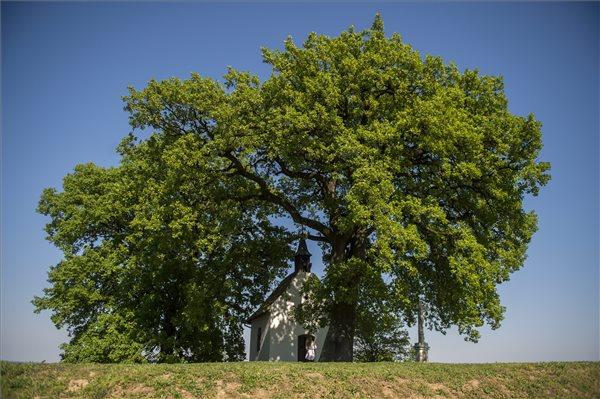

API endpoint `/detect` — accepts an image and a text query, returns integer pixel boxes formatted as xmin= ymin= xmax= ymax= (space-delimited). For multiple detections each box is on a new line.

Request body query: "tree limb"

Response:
xmin=223 ymin=152 xmax=333 ymax=240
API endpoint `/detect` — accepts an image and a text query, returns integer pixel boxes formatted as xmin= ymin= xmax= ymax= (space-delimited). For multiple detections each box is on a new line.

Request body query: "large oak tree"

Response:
xmin=35 ymin=15 xmax=549 ymax=362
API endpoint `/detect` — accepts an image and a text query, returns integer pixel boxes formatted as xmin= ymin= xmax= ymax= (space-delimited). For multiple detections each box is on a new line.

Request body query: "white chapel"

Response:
xmin=245 ymin=239 xmax=328 ymax=361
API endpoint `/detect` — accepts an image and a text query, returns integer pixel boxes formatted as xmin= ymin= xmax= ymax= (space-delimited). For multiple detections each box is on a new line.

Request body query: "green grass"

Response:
xmin=1 ymin=361 xmax=599 ymax=398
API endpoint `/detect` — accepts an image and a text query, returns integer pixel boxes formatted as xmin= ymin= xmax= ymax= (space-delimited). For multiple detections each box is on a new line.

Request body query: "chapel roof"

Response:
xmin=295 ymin=238 xmax=311 ymax=257
xmin=244 ymin=270 xmax=298 ymax=324
xmin=244 ymin=239 xmax=314 ymax=324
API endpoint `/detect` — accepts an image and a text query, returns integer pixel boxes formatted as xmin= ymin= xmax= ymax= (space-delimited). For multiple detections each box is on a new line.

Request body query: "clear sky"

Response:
xmin=2 ymin=2 xmax=598 ymax=363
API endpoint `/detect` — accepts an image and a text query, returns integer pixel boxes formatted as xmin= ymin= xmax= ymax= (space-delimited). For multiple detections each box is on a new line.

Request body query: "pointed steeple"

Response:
xmin=294 ymin=238 xmax=312 ymax=273
xmin=296 ymin=238 xmax=311 ymax=256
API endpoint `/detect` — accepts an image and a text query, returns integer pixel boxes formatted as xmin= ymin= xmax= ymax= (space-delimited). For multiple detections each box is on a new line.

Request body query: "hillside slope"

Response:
xmin=2 ymin=361 xmax=599 ymax=398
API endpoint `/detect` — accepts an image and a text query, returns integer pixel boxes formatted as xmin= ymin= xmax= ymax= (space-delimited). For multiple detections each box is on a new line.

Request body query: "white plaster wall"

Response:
xmin=249 ymin=313 xmax=270 ymax=361
xmin=267 ymin=271 xmax=328 ymax=361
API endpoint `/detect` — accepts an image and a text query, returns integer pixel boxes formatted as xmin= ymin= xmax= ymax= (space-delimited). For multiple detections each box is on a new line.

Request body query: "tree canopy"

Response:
xmin=35 ymin=149 xmax=292 ymax=362
xmin=35 ymin=15 xmax=549 ymax=362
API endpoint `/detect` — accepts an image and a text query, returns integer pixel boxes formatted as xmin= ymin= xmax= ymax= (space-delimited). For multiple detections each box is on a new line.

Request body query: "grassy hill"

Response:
xmin=1 ymin=361 xmax=599 ymax=398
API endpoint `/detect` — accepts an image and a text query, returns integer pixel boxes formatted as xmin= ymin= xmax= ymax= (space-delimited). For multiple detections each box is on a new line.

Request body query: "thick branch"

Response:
xmin=307 ymin=234 xmax=329 ymax=243
xmin=224 ymin=153 xmax=332 ymax=240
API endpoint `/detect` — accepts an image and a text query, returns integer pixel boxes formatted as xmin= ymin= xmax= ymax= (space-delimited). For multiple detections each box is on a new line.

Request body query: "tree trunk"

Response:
xmin=320 ymin=301 xmax=356 ymax=361
xmin=319 ymin=233 xmax=367 ymax=362
xmin=159 ymin=287 xmax=179 ymax=362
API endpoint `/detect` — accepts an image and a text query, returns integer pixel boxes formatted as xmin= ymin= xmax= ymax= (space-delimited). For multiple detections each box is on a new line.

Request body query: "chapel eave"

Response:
xmin=244 ymin=270 xmax=299 ymax=324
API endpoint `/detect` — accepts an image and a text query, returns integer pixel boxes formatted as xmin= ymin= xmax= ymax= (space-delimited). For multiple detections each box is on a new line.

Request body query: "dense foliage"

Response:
xmin=35 ymin=15 xmax=549 ymax=362
xmin=353 ymin=279 xmax=411 ymax=362
xmin=34 ymin=148 xmax=293 ymax=362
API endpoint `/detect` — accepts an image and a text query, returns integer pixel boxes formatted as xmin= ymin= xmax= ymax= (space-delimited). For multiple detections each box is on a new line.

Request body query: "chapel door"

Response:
xmin=297 ymin=335 xmax=307 ymax=362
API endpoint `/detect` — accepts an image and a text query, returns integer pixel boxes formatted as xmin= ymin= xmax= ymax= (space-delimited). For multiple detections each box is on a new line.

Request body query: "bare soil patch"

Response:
xmin=108 ymin=383 xmax=155 ymax=398
xmin=215 ymin=379 xmax=243 ymax=399
xmin=67 ymin=379 xmax=88 ymax=392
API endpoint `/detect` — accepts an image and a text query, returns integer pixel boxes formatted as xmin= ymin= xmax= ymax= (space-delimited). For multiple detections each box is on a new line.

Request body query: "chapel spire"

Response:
xmin=294 ymin=237 xmax=312 ymax=273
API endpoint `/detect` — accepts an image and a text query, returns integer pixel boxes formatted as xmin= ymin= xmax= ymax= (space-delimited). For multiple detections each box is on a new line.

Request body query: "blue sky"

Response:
xmin=2 ymin=2 xmax=598 ymax=363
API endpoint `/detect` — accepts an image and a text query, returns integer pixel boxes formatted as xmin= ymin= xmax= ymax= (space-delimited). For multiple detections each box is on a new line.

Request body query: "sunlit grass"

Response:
xmin=2 ymin=361 xmax=599 ymax=398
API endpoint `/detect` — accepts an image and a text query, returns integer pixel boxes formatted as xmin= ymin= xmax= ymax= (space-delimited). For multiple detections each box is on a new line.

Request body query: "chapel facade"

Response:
xmin=245 ymin=239 xmax=328 ymax=361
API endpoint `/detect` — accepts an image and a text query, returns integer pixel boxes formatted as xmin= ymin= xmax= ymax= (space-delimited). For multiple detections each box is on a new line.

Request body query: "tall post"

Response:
xmin=414 ymin=299 xmax=429 ymax=362
xmin=417 ymin=300 xmax=425 ymax=345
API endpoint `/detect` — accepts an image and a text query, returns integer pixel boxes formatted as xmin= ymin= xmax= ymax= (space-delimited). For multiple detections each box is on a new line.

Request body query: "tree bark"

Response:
xmin=320 ymin=301 xmax=356 ymax=361
xmin=319 ymin=232 xmax=367 ymax=362
xmin=160 ymin=306 xmax=177 ymax=362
